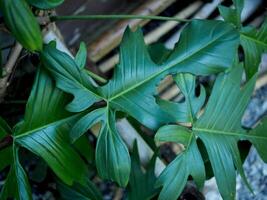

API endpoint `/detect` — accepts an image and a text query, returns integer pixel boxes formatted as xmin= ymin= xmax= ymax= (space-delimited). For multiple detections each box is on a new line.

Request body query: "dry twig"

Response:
xmin=0 ymin=42 xmax=23 ymax=102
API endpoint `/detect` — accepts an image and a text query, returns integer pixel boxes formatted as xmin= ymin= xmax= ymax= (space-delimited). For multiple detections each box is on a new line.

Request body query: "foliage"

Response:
xmin=0 ymin=0 xmax=267 ymax=199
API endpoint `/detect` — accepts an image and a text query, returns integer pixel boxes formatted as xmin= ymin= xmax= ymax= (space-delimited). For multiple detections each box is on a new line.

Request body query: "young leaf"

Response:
xmin=14 ymin=68 xmax=89 ymax=186
xmin=75 ymin=42 xmax=87 ymax=69
xmin=127 ymin=141 xmax=159 ymax=200
xmin=219 ymin=0 xmax=267 ymax=78
xmin=157 ymin=73 xmax=206 ymax=123
xmin=219 ymin=0 xmax=244 ymax=28
xmin=57 ymin=179 xmax=102 ymax=200
xmin=26 ymin=0 xmax=64 ymax=9
xmin=155 ymin=125 xmax=205 ymax=200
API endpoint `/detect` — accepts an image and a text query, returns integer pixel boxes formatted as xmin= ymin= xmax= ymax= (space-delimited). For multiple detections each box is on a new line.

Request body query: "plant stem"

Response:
xmin=85 ymin=69 xmax=107 ymax=84
xmin=0 ymin=135 xmax=13 ymax=151
xmin=50 ymin=14 xmax=190 ymax=23
xmin=0 ymin=43 xmax=23 ymax=103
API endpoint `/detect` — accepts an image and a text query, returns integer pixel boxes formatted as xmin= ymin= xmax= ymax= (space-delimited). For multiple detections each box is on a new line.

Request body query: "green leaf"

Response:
xmin=45 ymin=20 xmax=238 ymax=129
xmin=75 ymin=42 xmax=87 ymax=69
xmin=245 ymin=117 xmax=267 ymax=162
xmin=26 ymin=0 xmax=64 ymax=9
xmin=155 ymin=125 xmax=192 ymax=144
xmin=44 ymin=19 xmax=239 ymax=186
xmin=192 ymin=65 xmax=256 ymax=199
xmin=155 ymin=64 xmax=260 ymax=199
xmin=157 ymin=73 xmax=206 ymax=123
xmin=57 ymin=178 xmax=102 ymax=200
xmin=0 ymin=0 xmax=43 ymax=51
xmin=240 ymin=20 xmax=267 ymax=78
xmin=14 ymin=67 xmax=88 ymax=186
xmin=100 ymin=20 xmax=238 ymax=130
xmin=95 ymin=108 xmax=131 ymax=187
xmin=70 ymin=108 xmax=105 ymax=142
xmin=0 ymin=146 xmax=32 ymax=200
xmin=127 ymin=141 xmax=159 ymax=200
xmin=219 ymin=0 xmax=244 ymax=28
xmin=41 ymin=43 xmax=102 ymax=112
xmin=148 ymin=43 xmax=171 ymax=64
xmin=155 ymin=125 xmax=205 ymax=200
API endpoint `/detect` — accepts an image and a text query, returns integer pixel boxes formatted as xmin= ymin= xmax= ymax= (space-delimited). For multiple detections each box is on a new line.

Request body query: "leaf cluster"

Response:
xmin=0 ymin=0 xmax=267 ymax=199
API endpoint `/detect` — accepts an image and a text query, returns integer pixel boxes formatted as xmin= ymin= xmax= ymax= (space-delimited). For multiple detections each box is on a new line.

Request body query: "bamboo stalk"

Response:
xmin=98 ymin=1 xmax=203 ymax=73
xmin=87 ymin=0 xmax=177 ymax=63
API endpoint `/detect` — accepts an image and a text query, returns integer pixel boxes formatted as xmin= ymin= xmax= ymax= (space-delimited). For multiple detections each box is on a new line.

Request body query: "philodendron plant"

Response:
xmin=0 ymin=0 xmax=267 ymax=199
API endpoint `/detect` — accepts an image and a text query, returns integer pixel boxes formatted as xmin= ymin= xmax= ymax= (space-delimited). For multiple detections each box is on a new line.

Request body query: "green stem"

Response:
xmin=50 ymin=14 xmax=190 ymax=23
xmin=85 ymin=69 xmax=107 ymax=84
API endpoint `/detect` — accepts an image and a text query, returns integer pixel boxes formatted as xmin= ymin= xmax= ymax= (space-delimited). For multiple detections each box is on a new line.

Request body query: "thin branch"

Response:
xmin=50 ymin=14 xmax=190 ymax=23
xmin=0 ymin=43 xmax=23 ymax=102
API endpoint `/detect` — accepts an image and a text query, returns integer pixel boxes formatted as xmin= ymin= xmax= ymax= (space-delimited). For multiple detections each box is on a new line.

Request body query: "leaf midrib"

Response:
xmin=193 ymin=127 xmax=267 ymax=140
xmin=108 ymin=29 xmax=233 ymax=102
xmin=241 ymin=33 xmax=267 ymax=48
xmin=14 ymin=114 xmax=79 ymax=140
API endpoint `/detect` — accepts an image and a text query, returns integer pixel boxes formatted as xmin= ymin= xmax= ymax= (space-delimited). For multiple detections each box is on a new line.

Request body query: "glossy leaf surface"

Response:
xmin=0 ymin=0 xmax=42 ymax=51
xmin=127 ymin=141 xmax=159 ymax=200
xmin=156 ymin=65 xmax=260 ymax=199
xmin=43 ymin=19 xmax=240 ymax=186
xmin=157 ymin=73 xmax=206 ymax=123
xmin=14 ymin=68 xmax=88 ymax=186
xmin=155 ymin=125 xmax=205 ymax=200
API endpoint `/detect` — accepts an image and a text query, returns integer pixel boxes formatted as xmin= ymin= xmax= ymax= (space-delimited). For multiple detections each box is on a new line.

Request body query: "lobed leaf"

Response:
xmin=43 ymin=19 xmax=240 ymax=186
xmin=155 ymin=125 xmax=205 ymax=200
xmin=127 ymin=141 xmax=159 ymax=200
xmin=95 ymin=109 xmax=131 ymax=187
xmin=14 ymin=68 xmax=89 ymax=186
xmin=156 ymin=64 xmax=260 ymax=199
xmin=41 ymin=43 xmax=102 ymax=112
xmin=157 ymin=73 xmax=206 ymax=123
